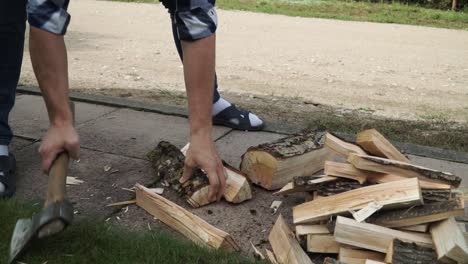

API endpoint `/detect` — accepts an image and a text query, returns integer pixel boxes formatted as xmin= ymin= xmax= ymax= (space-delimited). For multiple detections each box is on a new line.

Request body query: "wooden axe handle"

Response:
xmin=44 ymin=102 xmax=74 ymax=207
xmin=44 ymin=152 xmax=70 ymax=207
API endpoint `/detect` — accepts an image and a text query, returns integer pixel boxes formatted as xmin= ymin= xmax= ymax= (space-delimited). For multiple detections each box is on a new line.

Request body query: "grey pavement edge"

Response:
xmin=17 ymin=85 xmax=468 ymax=164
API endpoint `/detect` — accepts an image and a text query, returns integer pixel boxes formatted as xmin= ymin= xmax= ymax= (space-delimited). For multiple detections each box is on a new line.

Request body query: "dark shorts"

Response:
xmin=161 ymin=0 xmax=218 ymax=41
xmin=0 ymin=0 xmax=70 ymax=35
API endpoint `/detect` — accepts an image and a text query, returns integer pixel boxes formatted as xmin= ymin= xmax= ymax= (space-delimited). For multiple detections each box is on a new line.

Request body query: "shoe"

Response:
xmin=0 ymin=154 xmax=16 ymax=198
xmin=212 ymin=104 xmax=265 ymax=131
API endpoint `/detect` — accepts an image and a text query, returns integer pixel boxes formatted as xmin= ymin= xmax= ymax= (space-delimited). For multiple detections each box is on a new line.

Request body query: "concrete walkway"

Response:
xmin=10 ymin=94 xmax=468 ymax=253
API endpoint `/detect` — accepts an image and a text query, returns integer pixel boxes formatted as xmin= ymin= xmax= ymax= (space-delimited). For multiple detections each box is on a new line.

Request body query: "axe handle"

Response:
xmin=44 ymin=101 xmax=74 ymax=207
xmin=44 ymin=152 xmax=70 ymax=207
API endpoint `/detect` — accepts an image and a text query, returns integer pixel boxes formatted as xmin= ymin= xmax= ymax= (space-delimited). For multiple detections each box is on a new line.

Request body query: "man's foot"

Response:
xmin=0 ymin=153 xmax=16 ymax=198
xmin=212 ymin=98 xmax=264 ymax=131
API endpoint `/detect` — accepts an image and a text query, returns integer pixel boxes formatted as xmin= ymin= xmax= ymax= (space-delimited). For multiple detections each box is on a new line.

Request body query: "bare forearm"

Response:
xmin=29 ymin=26 xmax=72 ymax=126
xmin=181 ymin=34 xmax=216 ymax=138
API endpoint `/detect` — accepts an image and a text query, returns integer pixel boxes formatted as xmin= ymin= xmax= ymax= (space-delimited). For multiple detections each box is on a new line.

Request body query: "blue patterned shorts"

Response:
xmin=161 ymin=0 xmax=218 ymax=41
xmin=27 ymin=0 xmax=71 ymax=35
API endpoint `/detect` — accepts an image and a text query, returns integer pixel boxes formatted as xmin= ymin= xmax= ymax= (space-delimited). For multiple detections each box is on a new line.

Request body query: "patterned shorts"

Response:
xmin=27 ymin=0 xmax=71 ymax=35
xmin=161 ymin=0 xmax=218 ymax=41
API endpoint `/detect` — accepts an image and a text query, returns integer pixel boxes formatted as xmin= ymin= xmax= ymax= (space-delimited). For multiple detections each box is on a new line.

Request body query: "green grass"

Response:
xmin=0 ymin=199 xmax=260 ymax=264
xmin=109 ymin=0 xmax=468 ymax=30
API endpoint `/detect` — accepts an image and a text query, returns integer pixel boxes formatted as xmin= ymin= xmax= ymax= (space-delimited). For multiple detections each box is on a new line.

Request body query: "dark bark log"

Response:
xmin=316 ymin=178 xmax=364 ymax=196
xmin=422 ymin=189 xmax=453 ymax=203
xmin=390 ymin=239 xmax=438 ymax=264
xmin=359 ymin=155 xmax=461 ymax=188
xmin=368 ymin=198 xmax=464 ymax=227
xmin=247 ymin=130 xmax=325 ymax=159
xmin=147 ymin=141 xmax=208 ymax=198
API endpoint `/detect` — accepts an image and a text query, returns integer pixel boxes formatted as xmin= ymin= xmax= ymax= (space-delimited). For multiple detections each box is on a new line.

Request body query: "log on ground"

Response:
xmin=147 ymin=141 xmax=251 ymax=207
xmin=240 ymin=130 xmax=333 ymax=190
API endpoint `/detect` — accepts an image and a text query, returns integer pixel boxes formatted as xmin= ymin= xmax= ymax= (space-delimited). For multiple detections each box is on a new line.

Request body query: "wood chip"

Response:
xmin=270 ymin=201 xmax=282 ymax=214
xmin=149 ymin=188 xmax=164 ymax=195
xmin=265 ymin=249 xmax=278 ymax=264
xmin=104 ymin=165 xmax=112 ymax=172
xmin=66 ymin=176 xmax=84 ymax=185
xmin=350 ymin=201 xmax=383 ymax=222
xmin=106 ymin=199 xmax=136 ymax=207
xmin=250 ymin=241 xmax=265 ymax=259
xmin=121 ymin=187 xmax=135 ymax=193
xmin=180 ymin=143 xmax=190 ymax=155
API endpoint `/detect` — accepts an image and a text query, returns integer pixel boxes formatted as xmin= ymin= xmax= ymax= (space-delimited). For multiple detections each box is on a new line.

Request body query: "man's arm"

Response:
xmin=179 ymin=34 xmax=226 ymax=202
xmin=29 ymin=27 xmax=79 ymax=172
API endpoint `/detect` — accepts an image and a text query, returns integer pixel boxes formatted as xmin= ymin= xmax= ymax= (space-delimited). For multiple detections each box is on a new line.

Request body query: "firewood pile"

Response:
xmin=137 ymin=129 xmax=467 ymax=264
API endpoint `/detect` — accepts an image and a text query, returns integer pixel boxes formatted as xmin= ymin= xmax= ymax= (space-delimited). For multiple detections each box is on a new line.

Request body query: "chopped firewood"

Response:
xmin=324 ymin=132 xmax=367 ymax=157
xmin=334 ymin=216 xmax=433 ymax=253
xmin=368 ymin=198 xmax=464 ymax=228
xmin=307 ymin=234 xmax=340 ymax=253
xmin=356 ymin=129 xmax=410 ymax=163
xmin=296 ymin=224 xmax=330 ymax=236
xmin=135 ymin=184 xmax=239 ymax=251
xmin=397 ymin=224 xmax=429 ymax=233
xmin=224 ymin=164 xmax=252 ymax=203
xmin=240 ymin=130 xmax=333 ymax=190
xmin=66 ymin=176 xmax=84 ymax=185
xmin=430 ymin=217 xmax=468 ymax=263
xmin=385 ymin=239 xmax=437 ymax=264
xmin=265 ymin=249 xmax=278 ymax=264
xmin=293 ymin=178 xmax=422 ymax=224
xmin=105 ymin=199 xmax=136 ymax=207
xmin=250 ymin=241 xmax=265 ymax=260
xmin=348 ymin=153 xmax=461 ymax=189
xmin=324 ymin=161 xmax=367 ymax=184
xmin=338 ymin=247 xmax=385 ymax=264
xmin=147 ymin=141 xmax=251 ymax=207
xmin=270 ymin=201 xmax=282 ymax=214
xmin=268 ymin=215 xmax=313 ymax=264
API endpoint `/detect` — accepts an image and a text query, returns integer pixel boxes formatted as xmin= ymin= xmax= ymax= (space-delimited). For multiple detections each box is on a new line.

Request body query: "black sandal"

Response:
xmin=0 ymin=154 xmax=16 ymax=198
xmin=213 ymin=104 xmax=265 ymax=131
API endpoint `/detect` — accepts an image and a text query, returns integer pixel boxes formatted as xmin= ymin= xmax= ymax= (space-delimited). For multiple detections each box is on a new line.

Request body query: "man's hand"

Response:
xmin=39 ymin=122 xmax=79 ymax=172
xmin=180 ymin=133 xmax=226 ymax=202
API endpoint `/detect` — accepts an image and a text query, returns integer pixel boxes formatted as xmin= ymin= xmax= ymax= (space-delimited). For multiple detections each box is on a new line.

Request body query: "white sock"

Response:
xmin=0 ymin=145 xmax=8 ymax=156
xmin=212 ymin=97 xmax=231 ymax=116
xmin=0 ymin=145 xmax=8 ymax=193
xmin=249 ymin=113 xmax=263 ymax=127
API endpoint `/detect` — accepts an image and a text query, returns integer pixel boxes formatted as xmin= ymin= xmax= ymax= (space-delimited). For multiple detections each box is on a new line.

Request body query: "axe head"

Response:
xmin=9 ymin=218 xmax=35 ymax=264
xmin=8 ymin=201 xmax=74 ymax=264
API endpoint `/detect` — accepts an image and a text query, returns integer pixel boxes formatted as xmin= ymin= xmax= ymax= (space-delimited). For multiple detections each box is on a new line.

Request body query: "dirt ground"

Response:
xmin=19 ymin=0 xmax=468 ymax=123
